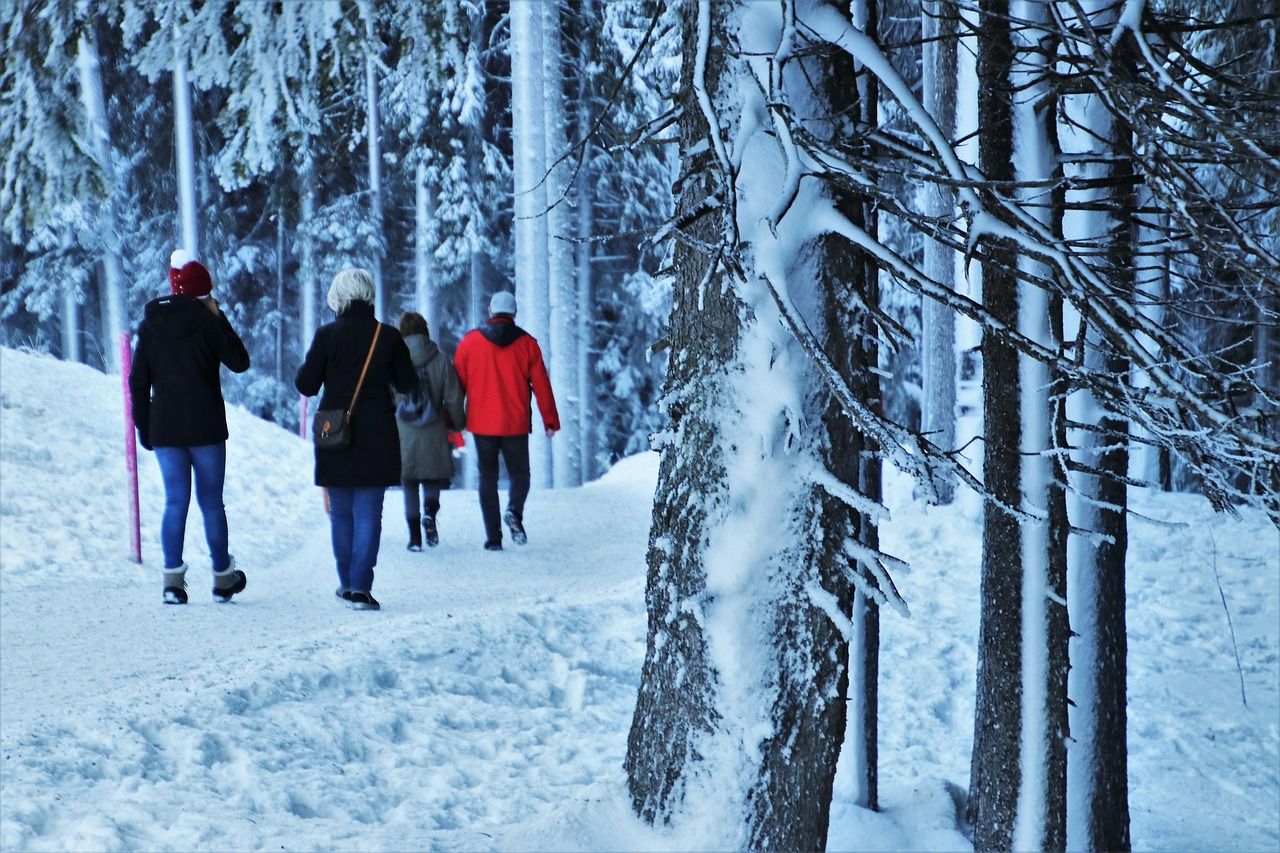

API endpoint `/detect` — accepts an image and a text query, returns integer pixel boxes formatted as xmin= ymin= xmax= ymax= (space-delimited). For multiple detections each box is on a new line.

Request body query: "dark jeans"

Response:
xmin=154 ymin=443 xmax=231 ymax=572
xmin=474 ymin=434 xmax=530 ymax=545
xmin=402 ymin=480 xmax=442 ymax=519
xmin=328 ymin=487 xmax=385 ymax=593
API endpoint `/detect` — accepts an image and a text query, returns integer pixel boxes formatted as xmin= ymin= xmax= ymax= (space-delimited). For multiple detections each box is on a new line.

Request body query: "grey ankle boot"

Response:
xmin=212 ymin=556 xmax=247 ymax=602
xmin=163 ymin=564 xmax=188 ymax=605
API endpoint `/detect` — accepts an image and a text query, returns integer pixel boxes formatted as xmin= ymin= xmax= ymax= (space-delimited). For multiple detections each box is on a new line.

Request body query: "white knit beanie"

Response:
xmin=489 ymin=290 xmax=517 ymax=316
xmin=327 ymin=268 xmax=376 ymax=314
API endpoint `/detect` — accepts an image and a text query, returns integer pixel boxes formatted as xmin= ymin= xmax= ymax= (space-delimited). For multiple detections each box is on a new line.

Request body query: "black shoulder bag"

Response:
xmin=312 ymin=324 xmax=381 ymax=450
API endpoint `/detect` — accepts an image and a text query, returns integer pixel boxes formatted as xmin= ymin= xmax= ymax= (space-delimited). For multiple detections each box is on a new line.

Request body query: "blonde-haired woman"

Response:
xmin=295 ymin=268 xmax=415 ymax=610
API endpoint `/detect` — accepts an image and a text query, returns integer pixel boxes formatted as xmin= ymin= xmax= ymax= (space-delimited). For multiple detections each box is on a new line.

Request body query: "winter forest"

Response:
xmin=2 ymin=0 xmax=1279 ymax=851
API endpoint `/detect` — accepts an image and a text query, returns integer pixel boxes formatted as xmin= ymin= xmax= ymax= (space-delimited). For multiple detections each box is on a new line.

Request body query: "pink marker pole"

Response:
xmin=120 ymin=333 xmax=142 ymax=563
xmin=299 ymin=394 xmax=309 ymax=439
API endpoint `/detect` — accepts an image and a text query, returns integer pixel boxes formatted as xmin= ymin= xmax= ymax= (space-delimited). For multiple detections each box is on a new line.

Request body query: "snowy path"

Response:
xmin=1 ymin=350 xmax=659 ymax=850
xmin=1 ymin=477 xmax=656 ymax=851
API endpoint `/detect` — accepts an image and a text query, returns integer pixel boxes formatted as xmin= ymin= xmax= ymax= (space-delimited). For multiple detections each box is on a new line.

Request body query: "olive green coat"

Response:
xmin=396 ymin=334 xmax=466 ymax=483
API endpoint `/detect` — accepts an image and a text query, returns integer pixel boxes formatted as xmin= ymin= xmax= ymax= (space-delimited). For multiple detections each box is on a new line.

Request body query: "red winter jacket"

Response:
xmin=454 ymin=317 xmax=560 ymax=437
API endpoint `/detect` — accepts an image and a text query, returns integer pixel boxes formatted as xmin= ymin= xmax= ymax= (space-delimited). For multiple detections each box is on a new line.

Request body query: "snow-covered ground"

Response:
xmin=1 ymin=346 xmax=1277 ymax=851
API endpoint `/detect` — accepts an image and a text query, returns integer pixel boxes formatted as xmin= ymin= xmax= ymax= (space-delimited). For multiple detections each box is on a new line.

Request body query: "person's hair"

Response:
xmin=399 ymin=311 xmax=430 ymax=339
xmin=327 ymin=268 xmax=376 ymax=314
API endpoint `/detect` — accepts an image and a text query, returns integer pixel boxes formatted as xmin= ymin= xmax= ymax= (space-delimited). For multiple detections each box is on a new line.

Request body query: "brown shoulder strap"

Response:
xmin=346 ymin=324 xmax=382 ymax=416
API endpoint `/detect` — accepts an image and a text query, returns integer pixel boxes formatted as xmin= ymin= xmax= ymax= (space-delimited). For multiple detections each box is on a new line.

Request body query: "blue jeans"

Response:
xmin=154 ymin=443 xmax=231 ymax=572
xmin=328 ymin=487 xmax=385 ymax=593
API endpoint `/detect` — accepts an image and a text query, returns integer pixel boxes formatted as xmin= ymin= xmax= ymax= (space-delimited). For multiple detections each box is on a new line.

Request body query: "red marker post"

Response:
xmin=120 ymin=333 xmax=142 ymax=563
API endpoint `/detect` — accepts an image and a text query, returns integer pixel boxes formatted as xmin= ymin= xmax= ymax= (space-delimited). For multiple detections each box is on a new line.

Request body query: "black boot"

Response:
xmin=407 ymin=516 xmax=423 ymax=552
xmin=212 ymin=557 xmax=247 ymax=602
xmin=423 ymin=514 xmax=439 ymax=547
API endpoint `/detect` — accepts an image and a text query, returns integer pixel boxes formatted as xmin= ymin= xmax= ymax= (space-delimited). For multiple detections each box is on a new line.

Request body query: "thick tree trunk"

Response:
xmin=968 ymin=2 xmax=1022 ymax=848
xmin=920 ymin=0 xmax=959 ymax=503
xmin=626 ymin=4 xmax=856 ymax=848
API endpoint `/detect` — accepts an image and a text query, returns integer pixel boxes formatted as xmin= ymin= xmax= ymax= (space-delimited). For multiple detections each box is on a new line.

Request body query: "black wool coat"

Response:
xmin=129 ymin=295 xmax=251 ymax=449
xmin=295 ymin=301 xmax=416 ymax=488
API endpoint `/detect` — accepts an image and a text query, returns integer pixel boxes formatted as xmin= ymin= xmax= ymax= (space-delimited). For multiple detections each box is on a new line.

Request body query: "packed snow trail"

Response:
xmin=1 ymin=348 xmax=1276 ymax=851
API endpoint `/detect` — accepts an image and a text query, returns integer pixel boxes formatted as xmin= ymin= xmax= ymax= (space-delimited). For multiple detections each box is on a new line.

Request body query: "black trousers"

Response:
xmin=473 ymin=434 xmax=531 ymax=545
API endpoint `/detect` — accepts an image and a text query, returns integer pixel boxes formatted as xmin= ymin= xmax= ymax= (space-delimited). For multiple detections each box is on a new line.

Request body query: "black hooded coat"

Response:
xmin=128 ymin=294 xmax=251 ymax=449
xmin=295 ymin=301 xmax=416 ymax=488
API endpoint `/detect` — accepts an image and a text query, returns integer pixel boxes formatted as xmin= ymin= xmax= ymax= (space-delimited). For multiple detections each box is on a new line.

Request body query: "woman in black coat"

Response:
xmin=295 ymin=268 xmax=415 ymax=610
xmin=129 ymin=250 xmax=251 ymax=605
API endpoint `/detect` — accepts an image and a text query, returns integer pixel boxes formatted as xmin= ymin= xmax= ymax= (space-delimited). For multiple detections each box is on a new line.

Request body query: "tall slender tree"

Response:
xmin=920 ymin=0 xmax=959 ymax=502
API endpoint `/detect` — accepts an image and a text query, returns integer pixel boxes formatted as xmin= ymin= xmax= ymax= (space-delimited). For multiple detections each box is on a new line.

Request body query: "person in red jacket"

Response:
xmin=454 ymin=291 xmax=560 ymax=550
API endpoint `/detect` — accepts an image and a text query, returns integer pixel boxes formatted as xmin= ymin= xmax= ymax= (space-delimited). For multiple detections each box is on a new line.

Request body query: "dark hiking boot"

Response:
xmin=407 ymin=516 xmax=423 ymax=552
xmin=349 ymin=591 xmax=381 ymax=611
xmin=335 ymin=588 xmax=352 ymax=602
xmin=504 ymin=510 xmax=527 ymax=545
xmin=163 ymin=564 xmax=188 ymax=605
xmin=212 ymin=557 xmax=247 ymax=602
xmin=424 ymin=514 xmax=439 ymax=548
xmin=483 ymin=540 xmax=503 ymax=552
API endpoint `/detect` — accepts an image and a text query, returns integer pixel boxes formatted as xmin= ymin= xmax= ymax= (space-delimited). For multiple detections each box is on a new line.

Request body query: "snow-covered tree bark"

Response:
xmin=919 ymin=0 xmax=958 ymax=503
xmin=510 ymin=0 xmax=552 ymax=486
xmin=626 ymin=2 xmax=889 ymax=846
xmin=543 ymin=0 xmax=580 ymax=487
xmin=76 ymin=30 xmax=124 ymax=369
xmin=1067 ymin=9 xmax=1134 ymax=850
xmin=1010 ymin=3 xmax=1067 ymax=847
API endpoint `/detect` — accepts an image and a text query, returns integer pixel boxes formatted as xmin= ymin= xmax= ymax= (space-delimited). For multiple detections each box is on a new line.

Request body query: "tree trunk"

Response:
xmin=362 ymin=3 xmax=385 ymax=319
xmin=299 ymin=155 xmax=318 ymax=352
xmin=627 ymin=3 xmax=857 ymax=848
xmin=1011 ymin=4 xmax=1067 ymax=846
xmin=77 ymin=31 xmax=123 ymax=369
xmin=276 ymin=205 xmax=285 ymax=381
xmin=415 ymin=159 xmax=439 ymax=333
xmin=920 ymin=0 xmax=959 ymax=503
xmin=575 ymin=0 xmax=597 ymax=482
xmin=543 ymin=0 xmax=580 ymax=487
xmin=173 ymin=40 xmax=199 ymax=258
xmin=1067 ymin=17 xmax=1133 ymax=852
xmin=968 ymin=2 xmax=1022 ymax=847
xmin=510 ymin=0 xmax=553 ymax=486
xmin=843 ymin=0 xmax=882 ymax=812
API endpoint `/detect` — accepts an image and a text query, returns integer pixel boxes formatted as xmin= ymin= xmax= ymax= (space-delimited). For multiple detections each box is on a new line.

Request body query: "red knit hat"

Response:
xmin=169 ymin=249 xmax=212 ymax=297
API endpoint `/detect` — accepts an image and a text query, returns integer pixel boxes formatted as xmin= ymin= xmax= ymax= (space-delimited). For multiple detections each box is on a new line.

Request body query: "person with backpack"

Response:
xmin=453 ymin=291 xmax=560 ymax=551
xmin=129 ymin=250 xmax=251 ymax=605
xmin=394 ymin=311 xmax=465 ymax=551
xmin=295 ymin=268 xmax=415 ymax=611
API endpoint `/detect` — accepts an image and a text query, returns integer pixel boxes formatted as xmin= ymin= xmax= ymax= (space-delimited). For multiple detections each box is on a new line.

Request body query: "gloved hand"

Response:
xmin=138 ymin=429 xmax=153 ymax=451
